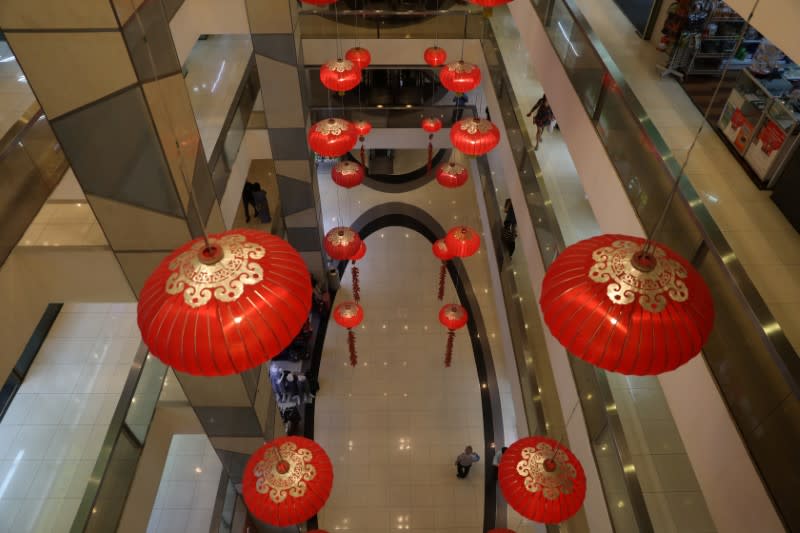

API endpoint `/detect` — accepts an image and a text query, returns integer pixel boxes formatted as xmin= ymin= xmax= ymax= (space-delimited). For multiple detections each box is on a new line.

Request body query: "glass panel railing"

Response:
xmin=520 ymin=0 xmax=799 ymax=528
xmin=310 ymin=105 xmax=476 ymax=127
xmin=297 ymin=9 xmax=485 ymax=40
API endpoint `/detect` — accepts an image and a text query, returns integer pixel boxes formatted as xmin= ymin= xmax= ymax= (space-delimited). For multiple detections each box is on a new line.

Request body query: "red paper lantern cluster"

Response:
xmin=331 ymin=160 xmax=365 ymax=189
xmin=539 ymin=234 xmax=714 ymax=375
xmin=439 ymin=303 xmax=468 ymax=367
xmin=436 ymin=161 xmax=469 ymax=188
xmin=309 ymin=118 xmax=357 ymax=158
xmin=432 ymin=239 xmax=453 ymax=301
xmin=439 ymin=61 xmax=481 ymax=94
xmin=242 ymin=436 xmax=333 ymax=526
xmin=324 ymin=227 xmax=362 ymax=260
xmin=424 ymin=46 xmax=448 ymax=67
xmin=334 ymin=301 xmax=364 ymax=366
xmin=499 ymin=436 xmax=586 ymax=524
xmin=451 ymin=118 xmax=500 ymax=156
xmin=445 ymin=225 xmax=481 ymax=258
xmin=345 ymin=47 xmax=371 ymax=69
xmin=320 ymin=58 xmax=361 ymax=95
xmin=137 ymin=230 xmax=311 ymax=376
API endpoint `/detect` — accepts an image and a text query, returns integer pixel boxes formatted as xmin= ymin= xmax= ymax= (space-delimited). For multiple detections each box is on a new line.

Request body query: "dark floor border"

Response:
xmin=344 ymin=149 xmax=448 ymax=193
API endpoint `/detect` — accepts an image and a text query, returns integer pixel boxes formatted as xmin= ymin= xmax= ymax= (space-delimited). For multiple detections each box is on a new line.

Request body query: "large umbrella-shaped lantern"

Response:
xmin=309 ymin=118 xmax=358 ymax=158
xmin=324 ymin=227 xmax=362 ymax=261
xmin=345 ymin=46 xmax=371 ymax=70
xmin=137 ymin=230 xmax=311 ymax=376
xmin=243 ymin=436 xmax=333 ymax=526
xmin=353 ymin=120 xmax=372 ymax=165
xmin=320 ymin=58 xmax=361 ymax=95
xmin=350 ymin=241 xmax=366 ymax=302
xmin=436 ymin=161 xmax=469 ymax=188
xmin=499 ymin=436 xmax=586 ymax=524
xmin=439 ymin=303 xmax=468 ymax=367
xmin=539 ymin=234 xmax=714 ymax=375
xmin=451 ymin=117 xmax=500 ymax=156
xmin=445 ymin=225 xmax=481 ymax=258
xmin=331 ymin=160 xmax=365 ymax=189
xmin=439 ymin=61 xmax=481 ymax=95
xmin=334 ymin=301 xmax=364 ymax=366
xmin=421 ymin=117 xmax=442 ymax=173
xmin=424 ymin=46 xmax=448 ymax=67
xmin=432 ymin=238 xmax=453 ymax=300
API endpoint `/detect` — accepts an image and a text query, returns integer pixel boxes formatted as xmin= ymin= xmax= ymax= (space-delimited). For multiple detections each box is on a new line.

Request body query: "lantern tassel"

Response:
xmin=437 ymin=261 xmax=447 ymax=300
xmin=427 ymin=141 xmax=433 ymax=174
xmin=348 ymin=330 xmax=357 ymax=367
xmin=360 ymin=143 xmax=366 ymax=167
xmin=445 ymin=329 xmax=455 ymax=367
xmin=352 ymin=265 xmax=360 ymax=302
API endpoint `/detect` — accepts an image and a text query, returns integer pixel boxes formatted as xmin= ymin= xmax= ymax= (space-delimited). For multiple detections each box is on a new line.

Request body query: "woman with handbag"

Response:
xmin=526 ymin=94 xmax=555 ymax=150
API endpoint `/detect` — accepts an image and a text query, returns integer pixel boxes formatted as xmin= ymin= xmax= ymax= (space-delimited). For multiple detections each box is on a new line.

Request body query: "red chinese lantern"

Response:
xmin=242 ymin=436 xmax=333 ymax=526
xmin=421 ymin=117 xmax=443 ymax=172
xmin=468 ymin=0 xmax=512 ymax=10
xmin=354 ymin=120 xmax=372 ymax=165
xmin=334 ymin=301 xmax=364 ymax=366
xmin=309 ymin=118 xmax=357 ymax=158
xmin=320 ymin=58 xmax=362 ymax=95
xmin=137 ymin=230 xmax=311 ymax=376
xmin=451 ymin=117 xmax=500 ymax=156
xmin=345 ymin=46 xmax=371 ymax=70
xmin=445 ymin=225 xmax=481 ymax=258
xmin=432 ymin=239 xmax=453 ymax=301
xmin=439 ymin=61 xmax=481 ymax=95
xmin=331 ymin=160 xmax=365 ymax=189
xmin=499 ymin=436 xmax=586 ymax=524
xmin=424 ymin=46 xmax=447 ymax=67
xmin=540 ymin=234 xmax=714 ymax=375
xmin=324 ymin=227 xmax=362 ymax=261
xmin=351 ymin=241 xmax=366 ymax=302
xmin=439 ymin=303 xmax=468 ymax=367
xmin=436 ymin=161 xmax=469 ymax=188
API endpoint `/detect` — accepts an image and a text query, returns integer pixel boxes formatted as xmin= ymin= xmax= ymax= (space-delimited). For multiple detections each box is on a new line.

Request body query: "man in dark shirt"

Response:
xmin=242 ymin=181 xmax=257 ymax=222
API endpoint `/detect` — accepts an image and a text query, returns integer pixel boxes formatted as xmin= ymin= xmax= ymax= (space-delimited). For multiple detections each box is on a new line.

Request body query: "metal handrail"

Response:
xmin=0 ymin=102 xmax=44 ymax=159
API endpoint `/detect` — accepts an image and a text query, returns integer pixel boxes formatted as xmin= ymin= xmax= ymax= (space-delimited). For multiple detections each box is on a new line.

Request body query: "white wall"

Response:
xmin=169 ymin=0 xmax=249 ymax=66
xmin=725 ymin=0 xmax=800 ymax=62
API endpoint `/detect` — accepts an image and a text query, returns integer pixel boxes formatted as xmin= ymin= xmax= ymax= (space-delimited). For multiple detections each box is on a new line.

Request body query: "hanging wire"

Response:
xmin=334 ymin=0 xmax=343 ymax=59
xmin=643 ymin=0 xmax=761 ymax=255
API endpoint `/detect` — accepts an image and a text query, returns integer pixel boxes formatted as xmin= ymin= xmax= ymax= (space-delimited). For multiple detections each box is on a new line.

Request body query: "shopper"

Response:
xmin=501 ymin=223 xmax=517 ymax=258
xmin=526 ymin=95 xmax=555 ymax=150
xmin=242 ymin=181 xmax=258 ymax=223
xmin=503 ymin=198 xmax=516 ymax=228
xmin=455 ymin=445 xmax=479 ymax=479
xmin=492 ymin=446 xmax=508 ymax=478
xmin=252 ymin=183 xmax=271 ymax=223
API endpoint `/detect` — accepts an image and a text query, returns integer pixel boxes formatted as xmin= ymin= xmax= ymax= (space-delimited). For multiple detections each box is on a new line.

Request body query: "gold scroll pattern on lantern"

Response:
xmin=447 ymin=61 xmax=475 ymax=73
xmin=334 ymin=161 xmax=360 ymax=175
xmin=459 ymin=119 xmax=494 ymax=135
xmin=326 ymin=59 xmax=356 ymax=73
xmin=517 ymin=442 xmax=577 ymax=500
xmin=253 ymin=441 xmax=317 ymax=503
xmin=315 ymin=118 xmax=350 ymax=136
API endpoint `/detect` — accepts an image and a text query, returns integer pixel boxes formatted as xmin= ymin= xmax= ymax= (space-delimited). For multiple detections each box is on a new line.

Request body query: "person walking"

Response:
xmin=503 ymin=199 xmax=516 ymax=228
xmin=526 ymin=94 xmax=554 ymax=150
xmin=242 ymin=181 xmax=257 ymax=223
xmin=252 ymin=183 xmax=271 ymax=223
xmin=455 ymin=445 xmax=479 ymax=479
xmin=492 ymin=446 xmax=508 ymax=479
xmin=452 ymin=93 xmax=468 ymax=123
xmin=501 ymin=223 xmax=517 ymax=258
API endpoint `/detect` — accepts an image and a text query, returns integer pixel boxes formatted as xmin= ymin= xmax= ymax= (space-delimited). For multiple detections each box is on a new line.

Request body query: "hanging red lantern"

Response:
xmin=320 ymin=58 xmax=362 ymax=95
xmin=436 ymin=161 xmax=469 ymax=188
xmin=351 ymin=241 xmax=366 ymax=302
xmin=439 ymin=303 xmax=468 ymax=367
xmin=137 ymin=230 xmax=311 ymax=376
xmin=499 ymin=436 xmax=586 ymax=524
xmin=439 ymin=61 xmax=481 ymax=94
xmin=331 ymin=160 xmax=365 ymax=189
xmin=345 ymin=46 xmax=371 ymax=70
xmin=309 ymin=118 xmax=358 ymax=158
xmin=421 ymin=117 xmax=442 ymax=133
xmin=424 ymin=46 xmax=448 ymax=67
xmin=432 ymin=239 xmax=453 ymax=301
xmin=445 ymin=225 xmax=481 ymax=258
xmin=242 ymin=436 xmax=334 ymax=526
xmin=334 ymin=301 xmax=364 ymax=366
xmin=324 ymin=226 xmax=362 ymax=260
xmin=354 ymin=120 xmax=372 ymax=166
xmin=451 ymin=117 xmax=500 ymax=156
xmin=540 ymin=234 xmax=714 ymax=375
xmin=468 ymin=0 xmax=512 ymax=9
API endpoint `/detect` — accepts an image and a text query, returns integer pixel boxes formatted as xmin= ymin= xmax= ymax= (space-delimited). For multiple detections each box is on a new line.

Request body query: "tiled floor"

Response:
xmin=18 ymin=202 xmax=105 ymax=248
xmin=146 ymin=435 xmax=222 ymax=533
xmin=0 ymin=303 xmax=140 ymax=533
xmin=0 ymin=42 xmax=35 ymax=137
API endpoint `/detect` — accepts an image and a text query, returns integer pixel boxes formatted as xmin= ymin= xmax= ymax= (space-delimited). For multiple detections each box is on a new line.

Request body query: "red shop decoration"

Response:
xmin=424 ymin=46 xmax=448 ymax=67
xmin=324 ymin=227 xmax=362 ymax=261
xmin=334 ymin=301 xmax=364 ymax=366
xmin=309 ymin=118 xmax=358 ymax=158
xmin=436 ymin=161 xmax=469 ymax=188
xmin=439 ymin=61 xmax=481 ymax=95
xmin=345 ymin=46 xmax=371 ymax=70
xmin=320 ymin=58 xmax=362 ymax=95
xmin=351 ymin=241 xmax=366 ymax=302
xmin=539 ymin=234 xmax=714 ymax=375
xmin=331 ymin=160 xmax=365 ymax=189
xmin=445 ymin=225 xmax=481 ymax=258
xmin=432 ymin=238 xmax=453 ymax=301
xmin=353 ymin=120 xmax=372 ymax=165
xmin=137 ymin=230 xmax=312 ymax=376
xmin=242 ymin=436 xmax=333 ymax=526
xmin=499 ymin=436 xmax=586 ymax=524
xmin=451 ymin=117 xmax=500 ymax=156
xmin=439 ymin=303 xmax=468 ymax=367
